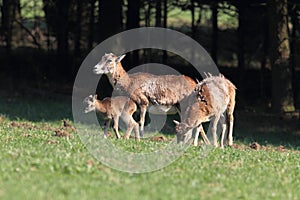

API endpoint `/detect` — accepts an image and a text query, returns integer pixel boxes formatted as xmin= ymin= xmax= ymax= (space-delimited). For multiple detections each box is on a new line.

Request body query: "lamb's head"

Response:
xmin=93 ymin=53 xmax=125 ymax=75
xmin=83 ymin=94 xmax=97 ymax=113
xmin=173 ymin=120 xmax=193 ymax=144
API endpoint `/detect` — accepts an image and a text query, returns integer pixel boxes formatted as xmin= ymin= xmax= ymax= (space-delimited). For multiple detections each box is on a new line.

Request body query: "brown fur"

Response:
xmin=93 ymin=53 xmax=197 ymax=135
xmin=84 ymin=95 xmax=140 ymax=141
xmin=174 ymin=74 xmax=236 ymax=147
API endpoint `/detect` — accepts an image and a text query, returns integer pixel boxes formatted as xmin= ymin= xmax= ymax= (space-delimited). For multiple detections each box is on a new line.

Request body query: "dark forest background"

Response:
xmin=0 ymin=0 xmax=299 ymax=115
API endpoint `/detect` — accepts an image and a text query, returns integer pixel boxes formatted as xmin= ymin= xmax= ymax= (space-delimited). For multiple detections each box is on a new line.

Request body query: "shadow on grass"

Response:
xmin=143 ymin=108 xmax=300 ymax=150
xmin=0 ymin=93 xmax=72 ymax=122
xmin=143 ymin=107 xmax=300 ymax=150
xmin=1 ymin=93 xmax=299 ymax=149
xmin=234 ymin=110 xmax=300 ymax=150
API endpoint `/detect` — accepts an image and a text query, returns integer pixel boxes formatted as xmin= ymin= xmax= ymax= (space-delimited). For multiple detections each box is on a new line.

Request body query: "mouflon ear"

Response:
xmin=116 ymin=54 xmax=126 ymax=63
xmin=173 ymin=120 xmax=180 ymax=125
xmin=94 ymin=94 xmax=98 ymax=100
xmin=83 ymin=96 xmax=89 ymax=104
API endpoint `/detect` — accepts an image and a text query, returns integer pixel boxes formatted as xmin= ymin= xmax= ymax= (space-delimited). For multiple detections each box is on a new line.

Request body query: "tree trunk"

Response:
xmin=237 ymin=3 xmax=245 ymax=71
xmin=236 ymin=2 xmax=246 ymax=93
xmin=163 ymin=0 xmax=168 ymax=63
xmin=42 ymin=0 xmax=71 ymax=81
xmin=211 ymin=2 xmax=218 ymax=65
xmin=268 ymin=0 xmax=295 ymax=113
xmin=143 ymin=0 xmax=151 ymax=63
xmin=145 ymin=0 xmax=152 ymax=27
xmin=261 ymin=12 xmax=269 ymax=71
xmin=74 ymin=0 xmax=83 ymax=56
xmin=155 ymin=0 xmax=162 ymax=27
xmin=88 ymin=0 xmax=96 ymax=50
xmin=56 ymin=0 xmax=71 ymax=56
xmin=260 ymin=10 xmax=269 ymax=99
xmin=43 ymin=0 xmax=54 ymax=51
xmin=43 ymin=0 xmax=70 ymax=55
xmin=126 ymin=0 xmax=140 ymax=29
xmin=126 ymin=0 xmax=140 ymax=66
xmin=290 ymin=6 xmax=298 ymax=108
xmin=163 ymin=0 xmax=167 ymax=28
xmin=190 ymin=0 xmax=195 ymax=38
xmin=1 ymin=0 xmax=20 ymax=53
xmin=98 ymin=0 xmax=123 ymax=43
xmin=1 ymin=0 xmax=13 ymax=53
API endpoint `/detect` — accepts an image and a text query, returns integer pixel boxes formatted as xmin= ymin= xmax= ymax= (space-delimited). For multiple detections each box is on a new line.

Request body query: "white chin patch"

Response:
xmin=93 ymin=64 xmax=102 ymax=74
xmin=178 ymin=140 xmax=184 ymax=145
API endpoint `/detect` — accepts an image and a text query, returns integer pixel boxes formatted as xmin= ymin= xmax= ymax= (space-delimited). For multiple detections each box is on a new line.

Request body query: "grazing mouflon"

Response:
xmin=174 ymin=74 xmax=236 ymax=148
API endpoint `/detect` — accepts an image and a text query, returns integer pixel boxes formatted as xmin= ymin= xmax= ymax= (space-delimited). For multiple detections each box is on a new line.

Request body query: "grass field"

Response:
xmin=1 ymin=93 xmax=300 ymax=200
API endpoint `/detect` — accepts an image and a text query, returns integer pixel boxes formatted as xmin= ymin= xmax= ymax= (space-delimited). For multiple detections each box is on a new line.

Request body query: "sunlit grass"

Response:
xmin=0 ymin=95 xmax=300 ymax=199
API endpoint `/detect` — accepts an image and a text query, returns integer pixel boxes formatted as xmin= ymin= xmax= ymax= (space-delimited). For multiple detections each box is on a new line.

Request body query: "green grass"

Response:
xmin=1 ymin=94 xmax=300 ymax=200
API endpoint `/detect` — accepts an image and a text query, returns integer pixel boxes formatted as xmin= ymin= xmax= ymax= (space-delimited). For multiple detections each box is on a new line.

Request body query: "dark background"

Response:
xmin=0 ymin=0 xmax=299 ymax=116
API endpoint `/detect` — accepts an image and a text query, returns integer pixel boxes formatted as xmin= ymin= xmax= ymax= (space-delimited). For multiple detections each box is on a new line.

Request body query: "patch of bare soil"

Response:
xmin=277 ymin=145 xmax=286 ymax=152
xmin=231 ymin=142 xmax=288 ymax=153
xmin=128 ymin=135 xmax=139 ymax=140
xmin=47 ymin=139 xmax=59 ymax=144
xmin=62 ymin=119 xmax=76 ymax=131
xmin=22 ymin=132 xmax=32 ymax=137
xmin=54 ymin=129 xmax=70 ymax=137
xmin=10 ymin=121 xmax=36 ymax=130
xmin=149 ymin=135 xmax=167 ymax=142
xmin=106 ymin=131 xmax=113 ymax=138
xmin=42 ymin=124 xmax=56 ymax=132
xmin=9 ymin=121 xmax=56 ymax=132
xmin=0 ymin=115 xmax=4 ymax=123
xmin=9 ymin=119 xmax=76 ymax=139
xmin=52 ymin=119 xmax=76 ymax=138
xmin=231 ymin=143 xmax=248 ymax=150
xmin=86 ymin=159 xmax=94 ymax=167
xmin=250 ymin=142 xmax=261 ymax=150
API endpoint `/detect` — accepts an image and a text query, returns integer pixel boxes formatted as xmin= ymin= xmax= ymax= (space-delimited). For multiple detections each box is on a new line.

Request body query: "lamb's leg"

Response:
xmin=133 ymin=121 xmax=140 ymax=142
xmin=128 ymin=120 xmax=140 ymax=142
xmin=123 ymin=114 xmax=131 ymax=140
xmin=211 ymin=115 xmax=220 ymax=147
xmin=198 ymin=124 xmax=211 ymax=145
xmin=112 ymin=116 xmax=121 ymax=139
xmin=123 ymin=121 xmax=133 ymax=140
xmin=139 ymin=105 xmax=147 ymax=138
xmin=123 ymin=113 xmax=140 ymax=142
xmin=103 ymin=119 xmax=111 ymax=138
